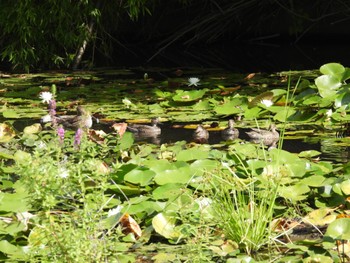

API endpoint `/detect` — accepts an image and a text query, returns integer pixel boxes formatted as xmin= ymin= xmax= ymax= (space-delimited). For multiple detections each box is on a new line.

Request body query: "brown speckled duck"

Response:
xmin=127 ymin=117 xmax=161 ymax=137
xmin=246 ymin=123 xmax=279 ymax=146
xmin=193 ymin=124 xmax=209 ymax=143
xmin=221 ymin=119 xmax=239 ymax=140
xmin=56 ymin=106 xmax=93 ymax=130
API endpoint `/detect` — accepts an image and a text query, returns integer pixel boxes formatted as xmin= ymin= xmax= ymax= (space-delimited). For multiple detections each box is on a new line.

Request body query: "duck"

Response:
xmin=193 ymin=124 xmax=209 ymax=143
xmin=221 ymin=119 xmax=239 ymax=140
xmin=127 ymin=117 xmax=161 ymax=137
xmin=246 ymin=123 xmax=279 ymax=146
xmin=56 ymin=106 xmax=93 ymax=130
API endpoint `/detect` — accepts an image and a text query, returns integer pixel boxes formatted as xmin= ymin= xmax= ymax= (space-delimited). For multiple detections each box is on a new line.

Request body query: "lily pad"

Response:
xmin=325 ymin=218 xmax=350 ymax=240
xmin=152 ymin=212 xmax=181 ymax=240
xmin=0 ymin=123 xmax=16 ymax=143
xmin=172 ymin=89 xmax=207 ymax=102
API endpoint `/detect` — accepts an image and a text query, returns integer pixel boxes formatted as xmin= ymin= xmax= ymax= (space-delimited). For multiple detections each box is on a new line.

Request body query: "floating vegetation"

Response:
xmin=1 ymin=63 xmax=350 ymax=261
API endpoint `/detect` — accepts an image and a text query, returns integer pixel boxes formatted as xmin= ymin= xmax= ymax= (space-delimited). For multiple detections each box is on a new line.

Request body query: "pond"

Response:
xmin=1 ymin=64 xmax=350 ymax=262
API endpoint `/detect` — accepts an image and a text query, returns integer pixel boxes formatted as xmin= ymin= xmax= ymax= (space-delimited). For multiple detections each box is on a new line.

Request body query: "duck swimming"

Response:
xmin=246 ymin=123 xmax=279 ymax=146
xmin=221 ymin=119 xmax=239 ymax=140
xmin=193 ymin=124 xmax=209 ymax=143
xmin=127 ymin=117 xmax=161 ymax=137
xmin=56 ymin=106 xmax=93 ymax=130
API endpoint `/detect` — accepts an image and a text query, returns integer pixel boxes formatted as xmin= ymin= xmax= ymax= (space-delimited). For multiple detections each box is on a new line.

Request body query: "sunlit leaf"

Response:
xmin=0 ymin=123 xmax=16 ymax=143
xmin=124 ymin=168 xmax=155 ymax=186
xmin=303 ymin=208 xmax=336 ymax=225
xmin=2 ymin=109 xmax=20 ymax=118
xmin=23 ymin=123 xmax=42 ymax=134
xmin=325 ymin=218 xmax=350 ymax=240
xmin=320 ymin=63 xmax=345 ymax=77
xmin=315 ymin=75 xmax=341 ymax=98
xmin=172 ymin=89 xmax=207 ymax=102
xmin=152 ymin=213 xmax=181 ymax=240
xmin=279 ymin=184 xmax=310 ymax=201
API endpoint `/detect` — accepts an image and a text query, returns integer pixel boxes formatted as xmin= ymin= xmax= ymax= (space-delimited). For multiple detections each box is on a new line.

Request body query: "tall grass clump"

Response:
xmin=210 ymin=159 xmax=279 ymax=256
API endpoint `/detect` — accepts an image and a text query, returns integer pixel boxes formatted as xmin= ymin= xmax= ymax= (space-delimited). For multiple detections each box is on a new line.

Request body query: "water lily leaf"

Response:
xmin=243 ymin=107 xmax=261 ymax=119
xmin=13 ymin=150 xmax=32 ymax=164
xmin=116 ymin=132 xmax=134 ymax=150
xmin=124 ymin=168 xmax=155 ymax=186
xmin=303 ymin=255 xmax=333 ymax=263
xmin=0 ymin=240 xmax=26 ymax=260
xmin=190 ymin=159 xmax=219 ymax=173
xmin=300 ymin=94 xmax=322 ymax=105
xmin=0 ymin=192 xmax=30 ymax=212
xmin=325 ymin=218 xmax=350 ymax=240
xmin=334 ymin=91 xmax=350 ymax=108
xmin=298 ymin=150 xmax=321 ymax=158
xmin=303 ymin=208 xmax=336 ymax=225
xmin=279 ymin=184 xmax=310 ymax=201
xmin=0 ymin=123 xmax=16 ymax=143
xmin=300 ymin=175 xmax=326 ymax=187
xmin=127 ymin=201 xmax=163 ymax=215
xmin=0 ymin=220 xmax=26 ymax=236
xmin=152 ymin=183 xmax=188 ymax=200
xmin=152 ymin=212 xmax=181 ymax=240
xmin=2 ymin=109 xmax=20 ymax=118
xmin=23 ymin=123 xmax=42 ymax=134
xmin=153 ymin=161 xmax=192 ymax=185
xmin=152 ymin=253 xmax=177 ymax=262
xmin=172 ymin=89 xmax=206 ymax=102
xmin=214 ymin=97 xmax=247 ymax=115
xmin=273 ymin=108 xmax=296 ymax=122
xmin=315 ymin=75 xmax=341 ymax=98
xmin=340 ymin=179 xmax=350 ymax=195
xmin=176 ymin=147 xmax=209 ymax=161
xmin=320 ymin=63 xmax=345 ymax=78
xmin=192 ymin=100 xmax=211 ymax=110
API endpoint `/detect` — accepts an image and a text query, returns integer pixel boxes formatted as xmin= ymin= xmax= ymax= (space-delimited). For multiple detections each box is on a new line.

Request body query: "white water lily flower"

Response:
xmin=122 ymin=98 xmax=132 ymax=108
xmin=39 ymin=91 xmax=53 ymax=104
xmin=261 ymin=99 xmax=273 ymax=107
xmin=108 ymin=205 xmax=123 ymax=217
xmin=188 ymin=77 xmax=200 ymax=86
xmin=41 ymin=114 xmax=51 ymax=123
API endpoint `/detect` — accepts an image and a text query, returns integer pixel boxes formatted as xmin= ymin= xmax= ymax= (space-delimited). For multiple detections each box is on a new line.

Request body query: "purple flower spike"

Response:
xmin=49 ymin=100 xmax=56 ymax=111
xmin=57 ymin=126 xmax=65 ymax=144
xmin=74 ymin=128 xmax=83 ymax=148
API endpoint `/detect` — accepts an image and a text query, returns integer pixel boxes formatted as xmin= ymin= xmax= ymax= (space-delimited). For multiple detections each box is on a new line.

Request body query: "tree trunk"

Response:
xmin=72 ymin=19 xmax=95 ymax=70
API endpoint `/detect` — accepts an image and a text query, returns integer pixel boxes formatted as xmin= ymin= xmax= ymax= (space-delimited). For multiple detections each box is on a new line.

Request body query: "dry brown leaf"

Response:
xmin=119 ymin=213 xmax=142 ymax=239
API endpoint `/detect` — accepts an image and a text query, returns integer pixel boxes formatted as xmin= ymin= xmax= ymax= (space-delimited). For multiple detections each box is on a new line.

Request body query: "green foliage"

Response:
xmin=0 ymin=0 xmax=156 ymax=71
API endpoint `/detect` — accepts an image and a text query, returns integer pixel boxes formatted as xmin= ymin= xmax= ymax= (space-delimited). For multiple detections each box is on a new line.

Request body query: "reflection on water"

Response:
xmin=320 ymin=137 xmax=350 ymax=163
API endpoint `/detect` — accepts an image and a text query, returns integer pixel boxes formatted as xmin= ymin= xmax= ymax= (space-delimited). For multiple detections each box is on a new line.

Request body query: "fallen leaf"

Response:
xmin=119 ymin=213 xmax=142 ymax=239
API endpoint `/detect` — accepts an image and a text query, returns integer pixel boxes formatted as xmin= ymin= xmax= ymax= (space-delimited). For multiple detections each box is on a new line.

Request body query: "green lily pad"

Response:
xmin=152 ymin=183 xmax=189 ymax=200
xmin=325 ymin=218 xmax=350 ymax=240
xmin=320 ymin=62 xmax=345 ymax=77
xmin=124 ymin=168 xmax=155 ymax=186
xmin=152 ymin=212 xmax=181 ymax=240
xmin=279 ymin=183 xmax=310 ymax=202
xmin=172 ymin=89 xmax=207 ymax=102
xmin=214 ymin=97 xmax=247 ymax=115
xmin=315 ymin=75 xmax=341 ymax=98
xmin=2 ymin=109 xmax=20 ymax=118
xmin=340 ymin=179 xmax=350 ymax=195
